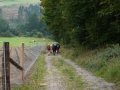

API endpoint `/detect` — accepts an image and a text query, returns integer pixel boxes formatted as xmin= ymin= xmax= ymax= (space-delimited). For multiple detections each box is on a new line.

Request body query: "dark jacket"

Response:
xmin=52 ymin=44 xmax=57 ymax=51
xmin=56 ymin=44 xmax=60 ymax=49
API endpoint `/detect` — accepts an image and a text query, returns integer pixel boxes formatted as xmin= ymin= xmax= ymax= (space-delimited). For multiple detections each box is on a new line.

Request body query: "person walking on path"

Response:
xmin=52 ymin=44 xmax=57 ymax=55
xmin=46 ymin=44 xmax=51 ymax=55
xmin=56 ymin=43 xmax=60 ymax=54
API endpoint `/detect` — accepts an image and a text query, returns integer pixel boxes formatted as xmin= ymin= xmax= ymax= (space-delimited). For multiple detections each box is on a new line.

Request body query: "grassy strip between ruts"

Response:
xmin=52 ymin=57 xmax=87 ymax=90
xmin=12 ymin=53 xmax=46 ymax=90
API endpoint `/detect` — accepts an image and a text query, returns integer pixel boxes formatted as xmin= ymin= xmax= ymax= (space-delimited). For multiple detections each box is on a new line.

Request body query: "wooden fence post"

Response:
xmin=20 ymin=43 xmax=24 ymax=80
xmin=2 ymin=42 xmax=10 ymax=90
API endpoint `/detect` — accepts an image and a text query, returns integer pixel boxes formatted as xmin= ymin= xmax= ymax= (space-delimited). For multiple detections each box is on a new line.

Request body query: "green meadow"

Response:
xmin=0 ymin=0 xmax=40 ymax=6
xmin=0 ymin=37 xmax=53 ymax=46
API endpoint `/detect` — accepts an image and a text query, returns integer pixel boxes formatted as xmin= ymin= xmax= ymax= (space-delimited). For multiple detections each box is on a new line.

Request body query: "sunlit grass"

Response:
xmin=0 ymin=37 xmax=53 ymax=46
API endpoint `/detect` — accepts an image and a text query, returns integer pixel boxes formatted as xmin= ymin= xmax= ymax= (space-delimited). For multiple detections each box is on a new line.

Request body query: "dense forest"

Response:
xmin=0 ymin=4 xmax=52 ymax=38
xmin=40 ymin=0 xmax=120 ymax=48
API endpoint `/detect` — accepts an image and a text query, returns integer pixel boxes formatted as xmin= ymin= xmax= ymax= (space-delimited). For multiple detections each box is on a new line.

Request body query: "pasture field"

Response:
xmin=0 ymin=0 xmax=40 ymax=6
xmin=0 ymin=37 xmax=53 ymax=46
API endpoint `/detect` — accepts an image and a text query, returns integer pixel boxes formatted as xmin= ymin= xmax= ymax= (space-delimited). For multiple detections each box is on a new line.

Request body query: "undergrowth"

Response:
xmin=60 ymin=44 xmax=120 ymax=89
xmin=12 ymin=54 xmax=46 ymax=90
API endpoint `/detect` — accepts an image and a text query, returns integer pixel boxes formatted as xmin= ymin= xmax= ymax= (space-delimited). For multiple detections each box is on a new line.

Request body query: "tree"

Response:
xmin=3 ymin=30 xmax=14 ymax=37
xmin=36 ymin=32 xmax=43 ymax=38
xmin=0 ymin=18 xmax=9 ymax=33
xmin=0 ymin=8 xmax=2 ymax=18
xmin=40 ymin=0 xmax=120 ymax=48
xmin=40 ymin=0 xmax=70 ymax=44
xmin=26 ymin=14 xmax=39 ymax=31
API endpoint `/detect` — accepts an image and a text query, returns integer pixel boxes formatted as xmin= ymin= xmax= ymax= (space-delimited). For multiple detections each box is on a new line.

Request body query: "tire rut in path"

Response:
xmin=44 ymin=54 xmax=65 ymax=90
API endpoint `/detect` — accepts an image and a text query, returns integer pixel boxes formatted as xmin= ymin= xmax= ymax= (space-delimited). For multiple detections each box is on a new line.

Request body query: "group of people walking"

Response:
xmin=46 ymin=42 xmax=60 ymax=55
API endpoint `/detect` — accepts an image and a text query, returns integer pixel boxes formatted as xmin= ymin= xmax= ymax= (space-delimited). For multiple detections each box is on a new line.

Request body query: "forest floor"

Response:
xmin=44 ymin=53 xmax=115 ymax=90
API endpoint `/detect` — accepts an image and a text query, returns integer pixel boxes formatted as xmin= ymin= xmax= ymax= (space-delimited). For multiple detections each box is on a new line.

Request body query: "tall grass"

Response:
xmin=60 ymin=44 xmax=120 ymax=89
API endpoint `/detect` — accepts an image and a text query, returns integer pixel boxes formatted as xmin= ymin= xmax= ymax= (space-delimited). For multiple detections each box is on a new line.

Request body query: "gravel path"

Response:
xmin=44 ymin=54 xmax=115 ymax=90
xmin=44 ymin=54 xmax=65 ymax=90
xmin=57 ymin=55 xmax=115 ymax=90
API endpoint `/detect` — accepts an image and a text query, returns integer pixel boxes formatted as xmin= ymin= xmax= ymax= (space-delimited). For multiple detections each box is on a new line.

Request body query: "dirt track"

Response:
xmin=44 ymin=54 xmax=65 ymax=90
xmin=0 ymin=47 xmax=116 ymax=90
xmin=44 ymin=54 xmax=115 ymax=90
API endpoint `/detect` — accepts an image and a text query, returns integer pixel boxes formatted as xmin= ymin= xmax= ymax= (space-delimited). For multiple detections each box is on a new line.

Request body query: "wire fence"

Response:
xmin=0 ymin=42 xmax=46 ymax=90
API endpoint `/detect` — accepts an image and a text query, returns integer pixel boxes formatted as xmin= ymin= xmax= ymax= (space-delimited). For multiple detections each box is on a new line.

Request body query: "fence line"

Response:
xmin=0 ymin=42 xmax=46 ymax=89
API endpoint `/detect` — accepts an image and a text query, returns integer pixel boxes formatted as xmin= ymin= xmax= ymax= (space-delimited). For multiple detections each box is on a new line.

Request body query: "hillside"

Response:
xmin=2 ymin=5 xmax=19 ymax=20
xmin=0 ymin=1 xmax=48 ymax=38
xmin=0 ymin=2 xmax=41 ymax=27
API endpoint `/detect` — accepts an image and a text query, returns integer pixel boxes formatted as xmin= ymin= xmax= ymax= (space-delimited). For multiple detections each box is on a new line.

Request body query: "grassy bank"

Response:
xmin=12 ymin=53 xmax=46 ymax=90
xmin=60 ymin=44 xmax=120 ymax=89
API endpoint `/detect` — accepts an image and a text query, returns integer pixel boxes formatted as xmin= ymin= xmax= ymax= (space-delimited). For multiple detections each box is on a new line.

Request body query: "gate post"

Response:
xmin=20 ymin=43 xmax=24 ymax=80
xmin=2 ymin=42 xmax=10 ymax=90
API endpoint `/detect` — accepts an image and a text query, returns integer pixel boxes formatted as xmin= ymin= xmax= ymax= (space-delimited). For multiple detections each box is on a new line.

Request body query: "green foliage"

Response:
xmin=26 ymin=14 xmax=39 ymax=31
xmin=18 ymin=4 xmax=41 ymax=22
xmin=12 ymin=13 xmax=51 ymax=37
xmin=36 ymin=32 xmax=43 ymax=38
xmin=0 ymin=8 xmax=2 ymax=14
xmin=0 ymin=18 xmax=9 ymax=32
xmin=0 ymin=2 xmax=51 ymax=38
xmin=0 ymin=18 xmax=14 ymax=37
xmin=2 ymin=30 xmax=14 ymax=37
xmin=104 ymin=65 xmax=118 ymax=81
xmin=40 ymin=0 xmax=120 ymax=48
xmin=40 ymin=0 xmax=71 ymax=44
